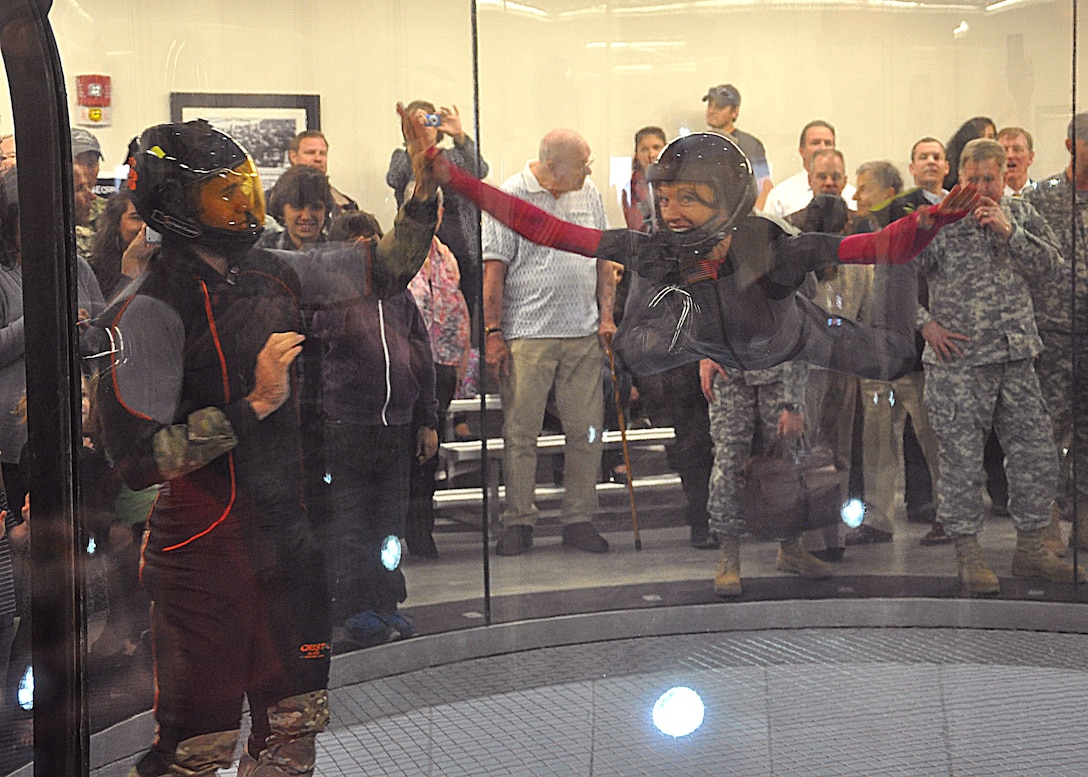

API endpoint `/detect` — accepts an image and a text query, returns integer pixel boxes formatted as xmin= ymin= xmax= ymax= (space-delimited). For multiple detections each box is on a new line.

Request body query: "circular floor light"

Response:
xmin=652 ymin=686 xmax=704 ymax=737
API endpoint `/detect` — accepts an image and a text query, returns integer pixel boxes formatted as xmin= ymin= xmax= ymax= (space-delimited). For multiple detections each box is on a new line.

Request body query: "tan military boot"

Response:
xmin=713 ymin=535 xmax=742 ymax=597
xmin=954 ymin=535 xmax=999 ymax=594
xmin=1011 ymin=527 xmax=1086 ymax=583
xmin=1041 ymin=506 xmax=1068 ymax=556
xmin=1070 ymin=511 xmax=1088 ymax=552
xmin=775 ymin=537 xmax=832 ymax=579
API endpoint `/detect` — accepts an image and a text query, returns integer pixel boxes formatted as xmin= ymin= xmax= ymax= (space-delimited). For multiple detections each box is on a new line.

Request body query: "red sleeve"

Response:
xmin=837 ymin=205 xmax=962 ymax=265
xmin=442 ymin=157 xmax=603 ymax=258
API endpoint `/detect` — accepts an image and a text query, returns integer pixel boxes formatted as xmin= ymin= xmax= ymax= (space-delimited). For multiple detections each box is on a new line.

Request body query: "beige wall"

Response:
xmin=17 ymin=0 xmax=1082 ymax=227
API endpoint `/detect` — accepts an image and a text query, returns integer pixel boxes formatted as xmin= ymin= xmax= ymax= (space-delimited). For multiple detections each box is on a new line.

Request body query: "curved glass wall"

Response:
xmin=0 ymin=0 xmax=1082 ymax=773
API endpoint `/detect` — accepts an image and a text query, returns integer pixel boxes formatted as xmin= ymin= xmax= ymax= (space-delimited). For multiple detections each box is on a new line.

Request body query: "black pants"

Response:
xmin=407 ymin=364 xmax=458 ymax=554
xmin=324 ymin=421 xmax=411 ymax=620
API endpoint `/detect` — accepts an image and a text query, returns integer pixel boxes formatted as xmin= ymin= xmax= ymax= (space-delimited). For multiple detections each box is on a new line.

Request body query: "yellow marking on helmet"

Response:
xmin=148 ymin=145 xmax=166 ymax=159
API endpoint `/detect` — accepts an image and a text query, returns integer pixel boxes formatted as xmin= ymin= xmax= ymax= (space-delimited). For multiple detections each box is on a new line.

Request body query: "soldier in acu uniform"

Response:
xmin=917 ymin=138 xmax=1083 ymax=594
xmin=1026 ymin=113 xmax=1088 ymax=555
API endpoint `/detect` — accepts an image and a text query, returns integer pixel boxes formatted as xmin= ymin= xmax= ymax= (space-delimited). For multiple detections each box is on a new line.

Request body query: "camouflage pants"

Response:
xmin=707 ymin=373 xmax=786 ymax=537
xmin=924 ymin=358 xmax=1056 ymax=536
xmin=1036 ymin=330 xmax=1088 ymax=517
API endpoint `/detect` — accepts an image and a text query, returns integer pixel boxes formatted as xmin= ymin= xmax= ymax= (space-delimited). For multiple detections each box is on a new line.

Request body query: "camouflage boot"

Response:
xmin=954 ymin=535 xmax=999 ymax=594
xmin=713 ymin=535 xmax=742 ymax=597
xmin=775 ymin=537 xmax=832 ymax=579
xmin=237 ymin=751 xmax=257 ymax=777
xmin=1011 ymin=528 xmax=1086 ymax=583
xmin=244 ymin=690 xmax=330 ymax=776
xmin=126 ymin=731 xmax=237 ymax=777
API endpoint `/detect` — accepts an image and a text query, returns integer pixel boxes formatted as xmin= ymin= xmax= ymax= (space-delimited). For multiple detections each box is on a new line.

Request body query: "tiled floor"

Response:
xmin=260 ymin=628 xmax=1088 ymax=776
xmin=27 ymin=488 xmax=1088 ymax=777
xmin=77 ymin=505 xmax=1088 ymax=777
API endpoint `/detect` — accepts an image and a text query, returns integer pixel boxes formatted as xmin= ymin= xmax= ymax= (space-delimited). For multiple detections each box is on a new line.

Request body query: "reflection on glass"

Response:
xmin=381 ymin=535 xmax=402 ymax=572
xmin=3 ymin=1 xmax=1083 ymax=769
xmin=841 ymin=498 xmax=865 ymax=529
xmin=652 ymin=686 xmax=705 ymax=738
xmin=17 ymin=666 xmax=32 ymax=712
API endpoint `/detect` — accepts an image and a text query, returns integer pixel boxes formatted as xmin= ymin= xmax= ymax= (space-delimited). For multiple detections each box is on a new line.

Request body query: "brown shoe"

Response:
xmin=845 ymin=524 xmax=892 ymax=545
xmin=920 ymin=522 xmax=953 ymax=546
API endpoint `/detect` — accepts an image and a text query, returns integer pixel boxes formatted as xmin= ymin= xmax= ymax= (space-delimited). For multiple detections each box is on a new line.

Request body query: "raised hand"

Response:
xmin=397 ymin=102 xmax=439 ymax=201
xmin=438 ymin=105 xmax=465 ymax=142
xmin=935 ymin=183 xmax=981 ymax=218
xmin=916 ymin=183 xmax=980 ymax=229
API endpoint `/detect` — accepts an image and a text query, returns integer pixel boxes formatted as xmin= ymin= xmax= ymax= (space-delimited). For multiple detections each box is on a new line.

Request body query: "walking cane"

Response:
xmin=606 ymin=334 xmax=642 ymax=551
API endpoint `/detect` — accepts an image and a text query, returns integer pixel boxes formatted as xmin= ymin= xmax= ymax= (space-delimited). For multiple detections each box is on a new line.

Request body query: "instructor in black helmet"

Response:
xmin=92 ymin=110 xmax=437 ymax=777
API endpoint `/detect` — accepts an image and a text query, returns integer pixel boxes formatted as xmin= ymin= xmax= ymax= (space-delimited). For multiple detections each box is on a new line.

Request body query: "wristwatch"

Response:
xmin=485 ymin=326 xmax=503 ymax=338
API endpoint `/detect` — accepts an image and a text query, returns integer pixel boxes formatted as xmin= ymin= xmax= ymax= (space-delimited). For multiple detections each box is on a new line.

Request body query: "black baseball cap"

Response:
xmin=702 ymin=84 xmax=740 ymax=107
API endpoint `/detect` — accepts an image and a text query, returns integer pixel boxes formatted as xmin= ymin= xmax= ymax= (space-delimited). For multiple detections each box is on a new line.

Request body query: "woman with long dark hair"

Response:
xmin=943 ymin=116 xmax=996 ymax=192
xmin=88 ymin=189 xmax=154 ymax=299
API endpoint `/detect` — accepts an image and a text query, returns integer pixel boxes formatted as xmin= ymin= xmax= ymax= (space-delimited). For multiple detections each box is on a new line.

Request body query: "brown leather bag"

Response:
xmin=741 ymin=437 xmax=847 ymax=540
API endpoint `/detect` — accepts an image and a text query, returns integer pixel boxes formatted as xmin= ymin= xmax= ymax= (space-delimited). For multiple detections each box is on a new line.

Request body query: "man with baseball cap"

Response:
xmin=72 ymin=127 xmax=105 ymax=259
xmin=703 ymin=83 xmax=773 ymax=209
xmin=72 ymin=127 xmax=103 ymax=220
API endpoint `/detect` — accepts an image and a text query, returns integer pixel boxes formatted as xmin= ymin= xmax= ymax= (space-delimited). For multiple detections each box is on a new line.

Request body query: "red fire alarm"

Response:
xmin=76 ymin=74 xmax=112 ymax=127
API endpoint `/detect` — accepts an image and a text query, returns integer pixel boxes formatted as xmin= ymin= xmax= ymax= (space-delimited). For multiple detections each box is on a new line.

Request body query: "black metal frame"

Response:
xmin=169 ymin=91 xmax=321 ymax=129
xmin=0 ymin=0 xmax=88 ymax=774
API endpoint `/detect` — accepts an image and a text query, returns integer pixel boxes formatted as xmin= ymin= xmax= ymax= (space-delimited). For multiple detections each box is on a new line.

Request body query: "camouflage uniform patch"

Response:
xmin=1028 ymin=174 xmax=1088 ymax=514
xmin=708 ymin=362 xmax=806 ymax=537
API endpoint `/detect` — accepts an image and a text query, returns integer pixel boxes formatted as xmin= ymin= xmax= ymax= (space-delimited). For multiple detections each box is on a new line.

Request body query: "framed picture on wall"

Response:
xmin=170 ymin=92 xmax=321 ymax=187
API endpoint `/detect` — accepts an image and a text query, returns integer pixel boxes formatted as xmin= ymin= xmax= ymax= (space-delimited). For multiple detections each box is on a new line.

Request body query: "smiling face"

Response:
xmin=654 ymin=181 xmax=722 ymax=232
xmin=282 ymin=201 xmax=326 ymax=247
xmin=0 ymin=136 xmax=15 ymax=172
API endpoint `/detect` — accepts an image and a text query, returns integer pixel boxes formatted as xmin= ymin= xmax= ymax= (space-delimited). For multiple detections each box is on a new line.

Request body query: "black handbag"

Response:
xmin=741 ymin=437 xmax=847 ymax=540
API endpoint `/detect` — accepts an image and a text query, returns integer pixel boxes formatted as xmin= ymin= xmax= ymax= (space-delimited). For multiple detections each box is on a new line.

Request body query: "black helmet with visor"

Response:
xmin=126 ymin=119 xmax=265 ymax=250
xmin=646 ymin=132 xmax=757 ymax=257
